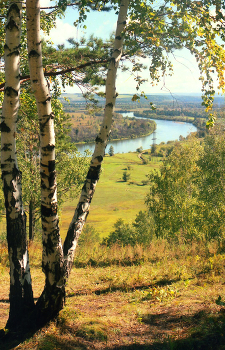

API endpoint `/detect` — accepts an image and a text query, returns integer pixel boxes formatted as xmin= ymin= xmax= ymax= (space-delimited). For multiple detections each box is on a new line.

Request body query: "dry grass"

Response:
xmin=1 ymin=239 xmax=225 ymax=349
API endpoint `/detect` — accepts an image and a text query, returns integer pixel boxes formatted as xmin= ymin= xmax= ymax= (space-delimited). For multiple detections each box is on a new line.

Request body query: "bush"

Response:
xmin=78 ymin=225 xmax=100 ymax=248
xmin=103 ymin=219 xmax=135 ymax=246
xmin=123 ymin=170 xmax=131 ymax=182
xmin=103 ymin=212 xmax=154 ymax=247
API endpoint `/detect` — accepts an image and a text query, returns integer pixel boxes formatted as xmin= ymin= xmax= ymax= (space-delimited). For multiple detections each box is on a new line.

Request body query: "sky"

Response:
xmin=40 ymin=0 xmax=211 ymax=96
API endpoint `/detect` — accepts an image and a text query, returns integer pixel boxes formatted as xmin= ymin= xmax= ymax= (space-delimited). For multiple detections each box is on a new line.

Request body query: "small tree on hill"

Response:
xmin=109 ymin=145 xmax=114 ymax=156
xmin=123 ymin=170 xmax=131 ymax=182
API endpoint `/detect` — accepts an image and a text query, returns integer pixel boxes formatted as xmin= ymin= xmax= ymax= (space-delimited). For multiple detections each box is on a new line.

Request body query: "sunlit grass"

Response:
xmin=60 ymin=152 xmax=159 ymax=238
xmin=1 ymin=238 xmax=225 ymax=348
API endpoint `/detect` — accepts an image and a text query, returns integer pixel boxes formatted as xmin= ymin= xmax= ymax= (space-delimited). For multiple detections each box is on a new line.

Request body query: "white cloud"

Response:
xmin=40 ymin=0 xmax=52 ymax=7
xmin=42 ymin=18 xmax=79 ymax=46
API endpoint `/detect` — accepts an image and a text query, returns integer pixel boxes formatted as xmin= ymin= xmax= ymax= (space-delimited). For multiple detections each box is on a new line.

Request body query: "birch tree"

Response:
xmin=1 ymin=1 xmax=34 ymax=329
xmin=27 ymin=0 xmax=129 ymax=327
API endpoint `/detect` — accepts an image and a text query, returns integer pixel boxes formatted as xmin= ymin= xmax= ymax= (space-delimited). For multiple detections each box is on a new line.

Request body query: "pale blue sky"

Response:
xmin=40 ymin=0 xmax=216 ymax=96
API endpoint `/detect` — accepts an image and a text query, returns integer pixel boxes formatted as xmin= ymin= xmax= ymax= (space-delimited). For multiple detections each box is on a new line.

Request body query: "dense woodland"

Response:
xmin=69 ymin=111 xmax=156 ymax=143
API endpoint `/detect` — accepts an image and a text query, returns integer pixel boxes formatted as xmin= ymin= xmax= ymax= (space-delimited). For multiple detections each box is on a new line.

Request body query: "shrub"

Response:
xmin=103 ymin=212 xmax=154 ymax=247
xmin=78 ymin=225 xmax=100 ymax=248
xmin=123 ymin=170 xmax=130 ymax=182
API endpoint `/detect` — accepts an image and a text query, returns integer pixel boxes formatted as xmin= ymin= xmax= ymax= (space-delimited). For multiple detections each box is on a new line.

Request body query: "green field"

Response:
xmin=60 ymin=152 xmax=160 ymax=239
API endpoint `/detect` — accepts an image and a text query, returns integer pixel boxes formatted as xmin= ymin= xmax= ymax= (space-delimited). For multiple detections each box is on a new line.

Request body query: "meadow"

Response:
xmin=60 ymin=151 xmax=159 ymax=239
xmin=0 ymin=151 xmax=225 ymax=349
xmin=1 ymin=239 xmax=225 ymax=349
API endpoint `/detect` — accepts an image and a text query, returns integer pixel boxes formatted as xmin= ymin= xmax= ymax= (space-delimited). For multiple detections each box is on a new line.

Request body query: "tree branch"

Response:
xmin=0 ymin=58 xmax=109 ymax=91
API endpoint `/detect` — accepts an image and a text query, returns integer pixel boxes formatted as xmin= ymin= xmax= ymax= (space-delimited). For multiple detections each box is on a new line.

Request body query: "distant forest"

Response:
xmin=69 ymin=112 xmax=156 ymax=143
xmin=62 ymin=93 xmax=225 ymax=143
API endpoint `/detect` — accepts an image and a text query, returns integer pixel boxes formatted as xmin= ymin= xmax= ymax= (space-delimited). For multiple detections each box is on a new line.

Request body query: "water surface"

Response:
xmin=76 ymin=112 xmax=197 ymax=154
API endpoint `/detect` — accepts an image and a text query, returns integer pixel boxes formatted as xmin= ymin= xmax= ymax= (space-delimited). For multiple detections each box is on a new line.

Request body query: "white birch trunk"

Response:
xmin=26 ymin=0 xmax=64 ymax=315
xmin=1 ymin=1 xmax=34 ymax=329
xmin=63 ymin=0 xmax=130 ymax=276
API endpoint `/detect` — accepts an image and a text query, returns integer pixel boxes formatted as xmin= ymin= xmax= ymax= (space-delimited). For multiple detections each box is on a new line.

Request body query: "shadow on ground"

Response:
xmin=112 ymin=308 xmax=225 ymax=350
xmin=0 ymin=306 xmax=225 ymax=350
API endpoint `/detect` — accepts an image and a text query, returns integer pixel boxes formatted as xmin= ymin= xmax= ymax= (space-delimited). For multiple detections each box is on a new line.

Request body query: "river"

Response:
xmin=76 ymin=112 xmax=197 ymax=154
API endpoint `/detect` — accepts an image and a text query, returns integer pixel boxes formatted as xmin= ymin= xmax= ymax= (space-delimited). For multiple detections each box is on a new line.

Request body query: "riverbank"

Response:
xmin=69 ymin=111 xmax=156 ymax=144
xmin=74 ymin=124 xmax=156 ymax=146
xmin=76 ymin=117 xmax=197 ymax=154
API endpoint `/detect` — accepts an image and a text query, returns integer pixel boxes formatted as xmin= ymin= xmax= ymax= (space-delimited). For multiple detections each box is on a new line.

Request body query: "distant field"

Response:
xmin=60 ymin=152 xmax=160 ymax=239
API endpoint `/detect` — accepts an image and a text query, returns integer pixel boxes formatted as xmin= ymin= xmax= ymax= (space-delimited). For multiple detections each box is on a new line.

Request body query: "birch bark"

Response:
xmin=63 ymin=0 xmax=130 ymax=276
xmin=26 ymin=0 xmax=64 ymax=318
xmin=1 ymin=1 xmax=34 ymax=329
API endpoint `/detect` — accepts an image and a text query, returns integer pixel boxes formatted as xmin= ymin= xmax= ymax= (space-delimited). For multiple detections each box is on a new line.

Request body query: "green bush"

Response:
xmin=78 ymin=224 xmax=100 ymax=248
xmin=123 ymin=170 xmax=131 ymax=182
xmin=103 ymin=211 xmax=154 ymax=247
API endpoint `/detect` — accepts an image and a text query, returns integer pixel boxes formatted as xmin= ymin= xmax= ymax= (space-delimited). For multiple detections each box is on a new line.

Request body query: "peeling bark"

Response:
xmin=1 ymin=1 xmax=34 ymax=329
xmin=63 ymin=0 xmax=130 ymax=276
xmin=26 ymin=0 xmax=65 ymax=317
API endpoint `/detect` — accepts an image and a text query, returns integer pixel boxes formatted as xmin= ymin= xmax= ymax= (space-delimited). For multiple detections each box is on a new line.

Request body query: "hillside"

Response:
xmin=68 ymin=112 xmax=156 ymax=143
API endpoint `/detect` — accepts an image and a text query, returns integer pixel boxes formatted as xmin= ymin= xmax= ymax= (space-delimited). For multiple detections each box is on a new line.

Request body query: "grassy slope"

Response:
xmin=1 ymin=240 xmax=225 ymax=349
xmin=60 ymin=152 xmax=159 ymax=239
xmin=1 ymin=152 xmax=225 ymax=349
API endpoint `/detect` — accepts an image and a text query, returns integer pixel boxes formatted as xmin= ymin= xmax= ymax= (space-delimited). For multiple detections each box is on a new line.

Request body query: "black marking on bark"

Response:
xmin=41 ymin=96 xmax=51 ymax=105
xmin=48 ymin=160 xmax=55 ymax=173
xmin=5 ymin=86 xmax=18 ymax=97
xmin=110 ymin=57 xmax=116 ymax=66
xmin=105 ymin=126 xmax=108 ymax=129
xmin=49 ymin=171 xmax=56 ymax=188
xmin=41 ymin=204 xmax=57 ymax=217
xmin=39 ymin=116 xmax=50 ymax=132
xmin=7 ymin=3 xmax=20 ymax=17
xmin=7 ymin=49 xmax=20 ymax=57
xmin=95 ymin=136 xmax=104 ymax=143
xmin=42 ymin=216 xmax=48 ymax=224
xmin=40 ymin=162 xmax=48 ymax=169
xmin=43 ymin=234 xmax=57 ymax=256
xmin=106 ymin=102 xmax=113 ymax=108
xmin=122 ymin=21 xmax=126 ymax=24
xmin=114 ymin=48 xmax=121 ymax=54
xmin=28 ymin=50 xmax=40 ymax=58
xmin=0 ymin=121 xmax=11 ymax=132
xmin=48 ymin=187 xmax=56 ymax=199
xmin=42 ymin=144 xmax=55 ymax=152
xmin=40 ymin=171 xmax=48 ymax=180
xmin=12 ymin=163 xmax=21 ymax=180
xmin=4 ymin=44 xmax=9 ymax=51
xmin=1 ymin=165 xmax=8 ymax=171
xmin=87 ymin=165 xmax=101 ymax=181
xmin=32 ymin=79 xmax=38 ymax=83
xmin=116 ymin=35 xmax=122 ymax=40
xmin=41 ymin=181 xmax=47 ymax=190
xmin=95 ymin=155 xmax=103 ymax=162
xmin=5 ymin=155 xmax=15 ymax=163
xmin=6 ymin=18 xmax=19 ymax=31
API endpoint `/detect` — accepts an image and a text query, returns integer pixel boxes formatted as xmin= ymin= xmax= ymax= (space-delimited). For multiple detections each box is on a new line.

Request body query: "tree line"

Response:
xmin=70 ymin=113 xmax=156 ymax=143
